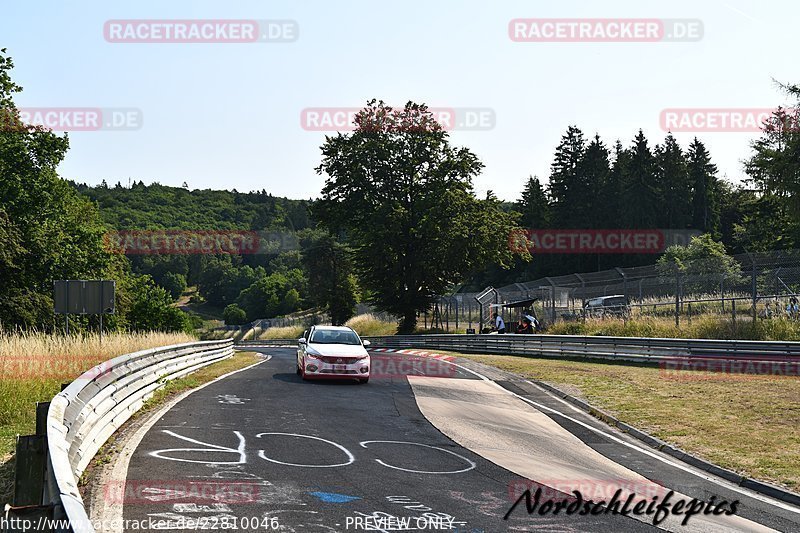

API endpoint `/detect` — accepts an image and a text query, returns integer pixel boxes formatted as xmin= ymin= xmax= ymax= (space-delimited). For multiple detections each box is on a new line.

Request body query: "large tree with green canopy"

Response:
xmin=314 ymin=100 xmax=526 ymax=333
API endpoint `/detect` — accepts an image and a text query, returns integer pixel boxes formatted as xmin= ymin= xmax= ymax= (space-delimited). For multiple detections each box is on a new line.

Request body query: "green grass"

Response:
xmin=458 ymin=352 xmax=800 ymax=491
xmin=137 ymin=351 xmax=261 ymax=415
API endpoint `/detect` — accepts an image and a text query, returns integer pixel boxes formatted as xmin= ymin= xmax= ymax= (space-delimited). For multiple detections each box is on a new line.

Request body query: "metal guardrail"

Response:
xmin=238 ymin=334 xmax=800 ymax=367
xmin=236 ymin=339 xmax=296 ymax=347
xmin=28 ymin=339 xmax=234 ymax=533
xmin=360 ymin=334 xmax=800 ymax=366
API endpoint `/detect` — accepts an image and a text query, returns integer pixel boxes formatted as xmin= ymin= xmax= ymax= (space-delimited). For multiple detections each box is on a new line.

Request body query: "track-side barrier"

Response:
xmin=4 ymin=339 xmax=234 ymax=533
xmin=239 ymin=334 xmax=800 ymax=366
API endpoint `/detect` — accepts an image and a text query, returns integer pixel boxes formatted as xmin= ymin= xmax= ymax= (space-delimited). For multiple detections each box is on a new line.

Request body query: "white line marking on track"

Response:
xmin=434 ymin=357 xmax=800 ymax=515
xmin=359 ymin=441 xmax=476 ymax=474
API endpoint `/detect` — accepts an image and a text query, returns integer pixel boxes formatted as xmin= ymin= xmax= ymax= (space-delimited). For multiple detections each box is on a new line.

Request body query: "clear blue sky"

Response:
xmin=2 ymin=0 xmax=797 ymax=201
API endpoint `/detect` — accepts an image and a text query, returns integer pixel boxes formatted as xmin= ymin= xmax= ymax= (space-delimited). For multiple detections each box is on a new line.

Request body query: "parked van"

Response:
xmin=583 ymin=295 xmax=629 ymax=318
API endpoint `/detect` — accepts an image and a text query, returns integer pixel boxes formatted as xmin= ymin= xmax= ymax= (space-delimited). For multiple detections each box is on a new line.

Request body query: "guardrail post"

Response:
xmin=11 ymin=435 xmax=47 ymax=508
xmin=35 ymin=402 xmax=50 ymax=437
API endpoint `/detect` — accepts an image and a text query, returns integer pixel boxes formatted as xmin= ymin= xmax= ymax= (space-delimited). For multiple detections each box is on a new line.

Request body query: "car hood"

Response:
xmin=307 ymin=343 xmax=369 ymax=357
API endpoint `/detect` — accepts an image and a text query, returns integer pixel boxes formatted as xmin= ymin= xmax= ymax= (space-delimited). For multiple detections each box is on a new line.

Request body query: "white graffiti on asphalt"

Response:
xmin=216 ymin=394 xmax=250 ymax=405
xmin=256 ymin=432 xmax=355 ymax=468
xmin=150 ymin=432 xmax=475 ymax=475
xmin=149 ymin=430 xmax=246 ymax=464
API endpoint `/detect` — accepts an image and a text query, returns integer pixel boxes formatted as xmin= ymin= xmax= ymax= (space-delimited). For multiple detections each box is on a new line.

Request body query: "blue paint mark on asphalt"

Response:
xmin=308 ymin=491 xmax=361 ymax=503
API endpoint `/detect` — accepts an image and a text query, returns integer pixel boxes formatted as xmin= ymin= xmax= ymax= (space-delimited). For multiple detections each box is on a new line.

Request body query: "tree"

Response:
xmin=516 ymin=176 xmax=550 ymax=228
xmin=576 ymin=134 xmax=610 ymax=228
xmin=236 ymin=269 xmax=306 ymax=319
xmin=300 ymin=232 xmax=358 ymax=325
xmin=315 ymin=100 xmax=525 ymax=333
xmin=0 ymin=49 xmax=113 ymax=329
xmin=657 ymin=234 xmax=741 ymax=294
xmin=160 ymin=272 xmax=187 ymax=300
xmin=599 ymin=140 xmax=629 ymax=228
xmin=743 ymin=89 xmax=800 ymax=248
xmin=654 ymin=134 xmax=691 ymax=228
xmin=127 ymin=275 xmax=192 ymax=332
xmin=688 ymin=138 xmax=720 ymax=235
xmin=223 ymin=304 xmax=248 ymax=325
xmin=620 ymin=130 xmax=659 ymax=228
xmin=548 ymin=126 xmax=586 ymax=227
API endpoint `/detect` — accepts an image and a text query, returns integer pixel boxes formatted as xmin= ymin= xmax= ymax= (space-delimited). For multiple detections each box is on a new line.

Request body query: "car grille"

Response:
xmin=319 ymin=369 xmax=359 ymax=374
xmin=316 ymin=356 xmax=363 ymax=364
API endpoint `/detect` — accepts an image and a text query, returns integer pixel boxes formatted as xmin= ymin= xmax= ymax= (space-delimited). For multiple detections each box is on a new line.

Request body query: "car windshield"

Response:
xmin=310 ymin=329 xmax=361 ymax=345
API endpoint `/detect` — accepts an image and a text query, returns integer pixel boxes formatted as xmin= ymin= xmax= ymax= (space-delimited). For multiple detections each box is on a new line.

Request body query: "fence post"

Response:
xmin=545 ymin=277 xmax=556 ymax=324
xmin=674 ymin=267 xmax=680 ymax=328
xmin=751 ymin=255 xmax=758 ymax=323
xmin=615 ymin=267 xmax=628 ymax=325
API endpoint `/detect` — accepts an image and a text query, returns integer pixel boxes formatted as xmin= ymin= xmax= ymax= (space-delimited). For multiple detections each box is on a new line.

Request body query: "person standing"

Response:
xmin=493 ymin=312 xmax=506 ymax=334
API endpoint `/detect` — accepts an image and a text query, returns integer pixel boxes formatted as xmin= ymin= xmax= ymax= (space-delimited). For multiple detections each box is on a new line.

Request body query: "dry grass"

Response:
xmin=346 ymin=314 xmax=397 ymax=336
xmin=0 ymin=331 xmax=195 ymax=502
xmin=459 ymin=352 xmax=800 ymax=491
xmin=258 ymin=325 xmax=305 ymax=340
xmin=549 ymin=314 xmax=800 ymax=341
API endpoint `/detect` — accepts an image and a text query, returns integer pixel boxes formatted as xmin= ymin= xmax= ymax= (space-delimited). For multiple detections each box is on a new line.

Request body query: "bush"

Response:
xmin=223 ymin=304 xmax=248 ymax=326
xmin=160 ymin=272 xmax=187 ymax=301
xmin=127 ymin=275 xmax=193 ymax=333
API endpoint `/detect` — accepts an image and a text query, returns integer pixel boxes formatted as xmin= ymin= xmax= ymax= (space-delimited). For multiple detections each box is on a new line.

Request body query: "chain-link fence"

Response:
xmin=431 ymin=249 xmax=800 ymax=332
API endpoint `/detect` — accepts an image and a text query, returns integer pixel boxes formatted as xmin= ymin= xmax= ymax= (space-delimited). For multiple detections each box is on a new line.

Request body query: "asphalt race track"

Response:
xmin=117 ymin=347 xmax=800 ymax=532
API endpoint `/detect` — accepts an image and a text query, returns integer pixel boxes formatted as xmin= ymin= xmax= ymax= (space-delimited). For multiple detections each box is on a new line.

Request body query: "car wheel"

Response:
xmin=358 ymin=378 xmax=369 ymax=384
xmin=296 ymin=364 xmax=301 ymax=376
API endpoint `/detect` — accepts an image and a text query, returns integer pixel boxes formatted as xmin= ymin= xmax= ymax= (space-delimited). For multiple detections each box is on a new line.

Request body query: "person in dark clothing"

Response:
xmin=517 ymin=317 xmax=533 ymax=334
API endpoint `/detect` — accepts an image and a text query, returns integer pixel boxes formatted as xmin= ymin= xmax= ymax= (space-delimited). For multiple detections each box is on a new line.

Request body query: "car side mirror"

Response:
xmin=362 ymin=339 xmax=371 ymax=346
xmin=298 ymin=338 xmax=307 ymax=345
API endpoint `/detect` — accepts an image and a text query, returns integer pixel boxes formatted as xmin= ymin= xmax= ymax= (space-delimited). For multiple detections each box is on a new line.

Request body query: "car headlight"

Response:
xmin=305 ymin=348 xmax=322 ymax=359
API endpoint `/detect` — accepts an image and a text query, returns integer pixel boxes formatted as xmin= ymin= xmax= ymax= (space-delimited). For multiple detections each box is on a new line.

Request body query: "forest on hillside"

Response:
xmin=3 ymin=42 xmax=798 ymax=330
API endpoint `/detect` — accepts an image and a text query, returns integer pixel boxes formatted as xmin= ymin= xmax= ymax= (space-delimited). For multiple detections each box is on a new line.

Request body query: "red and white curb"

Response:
xmin=369 ymin=348 xmax=454 ymax=361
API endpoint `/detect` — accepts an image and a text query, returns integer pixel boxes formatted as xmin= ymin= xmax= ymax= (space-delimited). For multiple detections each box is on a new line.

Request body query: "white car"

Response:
xmin=296 ymin=325 xmax=371 ymax=383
